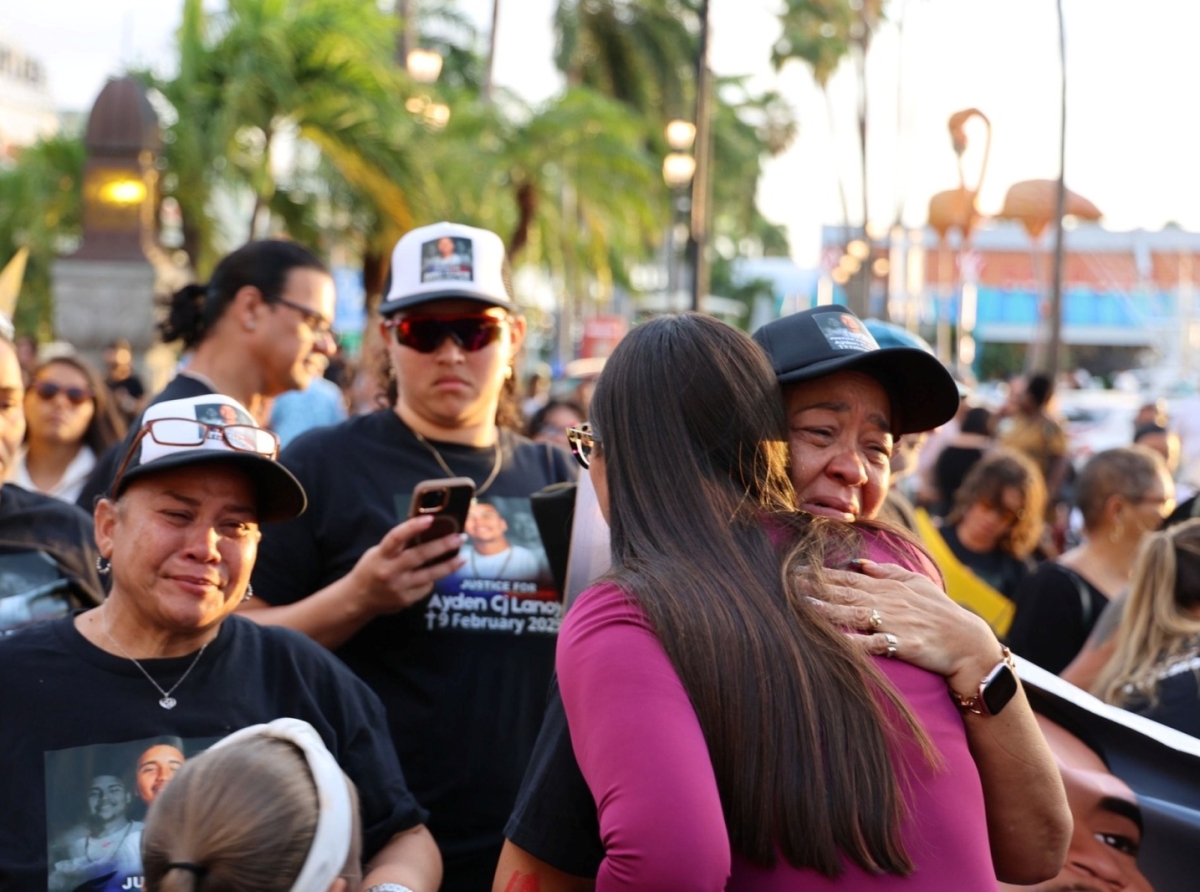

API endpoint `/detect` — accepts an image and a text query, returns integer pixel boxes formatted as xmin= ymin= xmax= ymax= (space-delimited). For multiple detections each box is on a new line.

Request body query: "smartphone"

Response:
xmin=406 ymin=477 xmax=476 ymax=568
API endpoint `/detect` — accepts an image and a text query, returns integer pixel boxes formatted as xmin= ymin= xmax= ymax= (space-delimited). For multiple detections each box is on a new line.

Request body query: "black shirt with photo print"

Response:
xmin=253 ymin=409 xmax=575 ymax=892
xmin=0 ymin=614 xmax=425 ymax=890
xmin=0 ymin=483 xmax=105 ymax=635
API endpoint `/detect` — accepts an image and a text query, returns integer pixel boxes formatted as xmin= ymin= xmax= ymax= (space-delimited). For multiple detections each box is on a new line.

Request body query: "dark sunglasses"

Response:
xmin=382 ymin=314 xmax=506 ymax=353
xmin=113 ymin=417 xmax=280 ymax=494
xmin=566 ymin=422 xmax=601 ymax=470
xmin=33 ymin=382 xmax=93 ymax=405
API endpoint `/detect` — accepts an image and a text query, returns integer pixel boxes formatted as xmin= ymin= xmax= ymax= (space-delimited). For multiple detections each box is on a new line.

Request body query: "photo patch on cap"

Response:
xmin=195 ymin=402 xmax=255 ymax=426
xmin=816 ymin=312 xmax=880 ymax=353
xmin=420 ymin=236 xmax=474 ymax=284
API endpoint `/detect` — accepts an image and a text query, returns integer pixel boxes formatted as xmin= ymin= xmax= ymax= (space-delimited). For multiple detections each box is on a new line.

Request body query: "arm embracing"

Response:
xmin=815 ymin=559 xmax=1071 ymax=883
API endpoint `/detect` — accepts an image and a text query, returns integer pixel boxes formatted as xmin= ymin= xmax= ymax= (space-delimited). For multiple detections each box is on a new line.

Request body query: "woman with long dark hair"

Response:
xmin=551 ymin=315 xmax=1068 ymax=887
xmin=15 ymin=355 xmax=125 ymax=503
xmin=76 ymin=239 xmax=337 ymax=508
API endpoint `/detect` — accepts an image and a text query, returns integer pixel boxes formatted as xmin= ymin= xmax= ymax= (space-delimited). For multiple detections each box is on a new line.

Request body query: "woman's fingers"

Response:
xmin=809 ymin=598 xmax=879 ymax=632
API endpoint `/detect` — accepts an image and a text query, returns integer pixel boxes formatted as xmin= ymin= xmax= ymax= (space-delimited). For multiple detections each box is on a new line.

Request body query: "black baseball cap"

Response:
xmin=752 ymin=305 xmax=960 ymax=435
xmin=111 ymin=395 xmax=307 ymax=523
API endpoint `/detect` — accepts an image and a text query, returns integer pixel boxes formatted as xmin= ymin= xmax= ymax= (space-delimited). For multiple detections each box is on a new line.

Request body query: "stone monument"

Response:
xmin=52 ymin=76 xmax=184 ymax=372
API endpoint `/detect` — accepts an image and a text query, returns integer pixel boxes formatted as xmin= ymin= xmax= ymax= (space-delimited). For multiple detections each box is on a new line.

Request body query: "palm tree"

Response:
xmin=775 ymin=0 xmax=885 ymax=316
xmin=0 ymin=134 xmax=85 ymax=335
xmin=153 ymin=0 xmax=431 ymax=278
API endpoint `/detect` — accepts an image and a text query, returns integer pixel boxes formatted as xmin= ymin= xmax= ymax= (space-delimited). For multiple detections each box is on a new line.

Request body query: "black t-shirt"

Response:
xmin=941 ymin=525 xmax=1032 ymax=600
xmin=1007 ymin=562 xmax=1108 ymax=673
xmin=252 ymin=410 xmax=576 ymax=890
xmin=506 ymin=675 xmax=603 ymax=876
xmin=0 ymin=484 xmax=105 ymax=634
xmin=1124 ymin=644 xmax=1200 ymax=737
xmin=0 ymin=614 xmax=425 ymax=891
xmin=76 ymin=375 xmax=214 ymax=512
xmin=105 ymin=373 xmax=145 ymax=425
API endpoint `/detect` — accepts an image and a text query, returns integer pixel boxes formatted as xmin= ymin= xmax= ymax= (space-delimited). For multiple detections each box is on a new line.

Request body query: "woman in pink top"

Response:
xmin=554 ymin=314 xmax=1068 ymax=889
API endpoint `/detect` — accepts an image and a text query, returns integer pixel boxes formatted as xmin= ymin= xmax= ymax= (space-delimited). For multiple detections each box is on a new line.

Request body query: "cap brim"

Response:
xmin=378 ymin=289 xmax=515 ymax=316
xmin=776 ymin=348 xmax=960 ymax=435
xmin=114 ymin=452 xmax=307 ymax=524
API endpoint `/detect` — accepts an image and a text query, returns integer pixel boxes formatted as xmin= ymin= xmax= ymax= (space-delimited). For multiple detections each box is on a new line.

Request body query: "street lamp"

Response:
xmin=665 ymin=119 xmax=696 ymax=152
xmin=662 ymin=121 xmax=697 ymax=309
xmin=662 ymin=153 xmax=696 ymax=189
xmin=406 ymin=47 xmax=443 ymax=84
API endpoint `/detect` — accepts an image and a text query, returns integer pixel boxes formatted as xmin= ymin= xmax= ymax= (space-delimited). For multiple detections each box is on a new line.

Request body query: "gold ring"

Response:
xmin=884 ymin=633 xmax=899 ymax=658
xmin=870 ymin=609 xmax=883 ymax=630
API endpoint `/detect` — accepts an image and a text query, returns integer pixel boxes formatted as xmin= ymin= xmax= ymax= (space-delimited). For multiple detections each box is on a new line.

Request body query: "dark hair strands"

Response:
xmin=159 ymin=240 xmax=329 ymax=349
xmin=590 ymin=314 xmax=934 ymax=877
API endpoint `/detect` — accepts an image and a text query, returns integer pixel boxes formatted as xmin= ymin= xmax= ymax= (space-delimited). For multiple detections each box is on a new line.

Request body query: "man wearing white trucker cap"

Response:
xmin=245 ymin=222 xmax=576 ymax=891
xmin=0 ymin=395 xmax=441 ymax=892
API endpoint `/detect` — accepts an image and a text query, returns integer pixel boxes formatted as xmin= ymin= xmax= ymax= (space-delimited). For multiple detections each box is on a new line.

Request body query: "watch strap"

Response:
xmin=951 ymin=646 xmax=1017 ymax=716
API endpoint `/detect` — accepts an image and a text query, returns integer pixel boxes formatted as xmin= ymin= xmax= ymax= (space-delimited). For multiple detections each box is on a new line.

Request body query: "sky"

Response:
xmin=3 ymin=0 xmax=1199 ymax=266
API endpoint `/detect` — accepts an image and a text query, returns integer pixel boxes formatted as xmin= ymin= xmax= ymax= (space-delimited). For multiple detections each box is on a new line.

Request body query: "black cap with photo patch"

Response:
xmin=752 ymin=304 xmax=960 ymax=435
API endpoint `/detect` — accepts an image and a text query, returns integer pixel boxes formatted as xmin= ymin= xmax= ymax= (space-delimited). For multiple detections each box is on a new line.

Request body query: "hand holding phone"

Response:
xmin=407 ymin=477 xmax=476 ymax=569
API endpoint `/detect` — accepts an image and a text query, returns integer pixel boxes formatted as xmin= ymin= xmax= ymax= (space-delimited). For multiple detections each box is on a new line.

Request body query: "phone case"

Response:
xmin=407 ymin=477 xmax=476 ymax=567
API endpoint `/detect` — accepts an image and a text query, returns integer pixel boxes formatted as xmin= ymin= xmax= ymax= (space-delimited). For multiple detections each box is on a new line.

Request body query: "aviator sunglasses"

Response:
xmin=32 ymin=381 xmax=93 ymax=405
xmin=382 ymin=314 xmax=506 ymax=353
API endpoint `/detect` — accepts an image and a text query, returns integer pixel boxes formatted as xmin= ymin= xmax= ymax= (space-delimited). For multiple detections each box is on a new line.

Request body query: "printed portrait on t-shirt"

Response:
xmin=420 ymin=236 xmax=473 ymax=283
xmin=393 ymin=492 xmax=560 ymax=637
xmin=0 ymin=551 xmax=74 ymax=635
xmin=44 ymin=734 xmax=219 ymax=892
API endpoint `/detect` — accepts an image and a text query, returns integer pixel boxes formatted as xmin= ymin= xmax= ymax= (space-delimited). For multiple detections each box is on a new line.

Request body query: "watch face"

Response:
xmin=981 ymin=662 xmax=1019 ymax=716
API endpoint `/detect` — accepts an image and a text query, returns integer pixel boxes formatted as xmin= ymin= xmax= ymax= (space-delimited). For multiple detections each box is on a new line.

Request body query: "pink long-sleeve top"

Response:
xmin=557 ymin=531 xmax=996 ymax=891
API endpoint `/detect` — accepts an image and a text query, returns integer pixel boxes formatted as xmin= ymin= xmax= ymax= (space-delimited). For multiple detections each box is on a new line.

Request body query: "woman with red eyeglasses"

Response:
xmin=243 ymin=222 xmax=576 ymax=892
xmin=15 ymin=356 xmax=125 ymax=504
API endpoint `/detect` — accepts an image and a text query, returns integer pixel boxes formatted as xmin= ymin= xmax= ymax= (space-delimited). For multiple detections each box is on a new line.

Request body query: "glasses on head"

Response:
xmin=273 ymin=297 xmax=336 ymax=340
xmin=382 ymin=314 xmax=506 ymax=353
xmin=32 ymin=381 xmax=93 ymax=405
xmin=566 ymin=422 xmax=601 ymax=470
xmin=113 ymin=417 xmax=280 ymax=493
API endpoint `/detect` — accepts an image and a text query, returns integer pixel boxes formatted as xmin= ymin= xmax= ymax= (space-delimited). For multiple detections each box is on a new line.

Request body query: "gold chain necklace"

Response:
xmin=411 ymin=428 xmax=503 ymax=496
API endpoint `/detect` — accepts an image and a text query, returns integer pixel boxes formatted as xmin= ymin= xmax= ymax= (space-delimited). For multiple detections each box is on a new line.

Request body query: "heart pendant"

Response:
xmin=159 ymin=697 xmax=177 ymax=710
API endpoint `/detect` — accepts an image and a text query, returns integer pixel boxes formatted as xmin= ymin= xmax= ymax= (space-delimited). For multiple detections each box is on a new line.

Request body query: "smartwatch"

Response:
xmin=951 ymin=646 xmax=1019 ymax=717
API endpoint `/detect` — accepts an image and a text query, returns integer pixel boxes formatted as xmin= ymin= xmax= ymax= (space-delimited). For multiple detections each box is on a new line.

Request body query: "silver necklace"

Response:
xmin=468 ymin=546 xmax=513 ymax=578
xmin=411 ymin=428 xmax=503 ymax=496
xmin=101 ymin=610 xmax=209 ymax=710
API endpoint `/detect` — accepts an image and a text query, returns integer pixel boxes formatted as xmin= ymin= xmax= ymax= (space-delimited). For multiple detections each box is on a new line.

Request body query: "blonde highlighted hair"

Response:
xmin=1094 ymin=519 xmax=1200 ymax=708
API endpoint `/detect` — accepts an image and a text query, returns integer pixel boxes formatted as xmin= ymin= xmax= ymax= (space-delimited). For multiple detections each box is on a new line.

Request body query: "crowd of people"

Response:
xmin=1 ymin=218 xmax=1198 ymax=891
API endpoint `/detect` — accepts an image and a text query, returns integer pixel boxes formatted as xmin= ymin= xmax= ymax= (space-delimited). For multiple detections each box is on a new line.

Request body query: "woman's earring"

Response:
xmin=96 ymin=555 xmax=111 ymax=576
xmin=243 ymin=583 xmax=255 ymax=603
xmin=504 ymin=365 xmax=514 ymax=380
xmin=1110 ymin=521 xmax=1125 ymax=544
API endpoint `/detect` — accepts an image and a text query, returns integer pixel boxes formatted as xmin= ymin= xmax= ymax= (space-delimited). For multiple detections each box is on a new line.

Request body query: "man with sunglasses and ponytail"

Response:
xmin=244 ymin=222 xmax=576 ymax=892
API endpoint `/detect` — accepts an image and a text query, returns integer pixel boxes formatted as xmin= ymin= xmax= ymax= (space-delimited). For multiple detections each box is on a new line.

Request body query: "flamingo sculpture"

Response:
xmin=926 ymin=108 xmax=991 ymax=366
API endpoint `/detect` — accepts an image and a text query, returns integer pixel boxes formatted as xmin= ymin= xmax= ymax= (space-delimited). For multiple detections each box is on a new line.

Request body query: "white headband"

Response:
xmin=207 ymin=718 xmax=354 ymax=892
